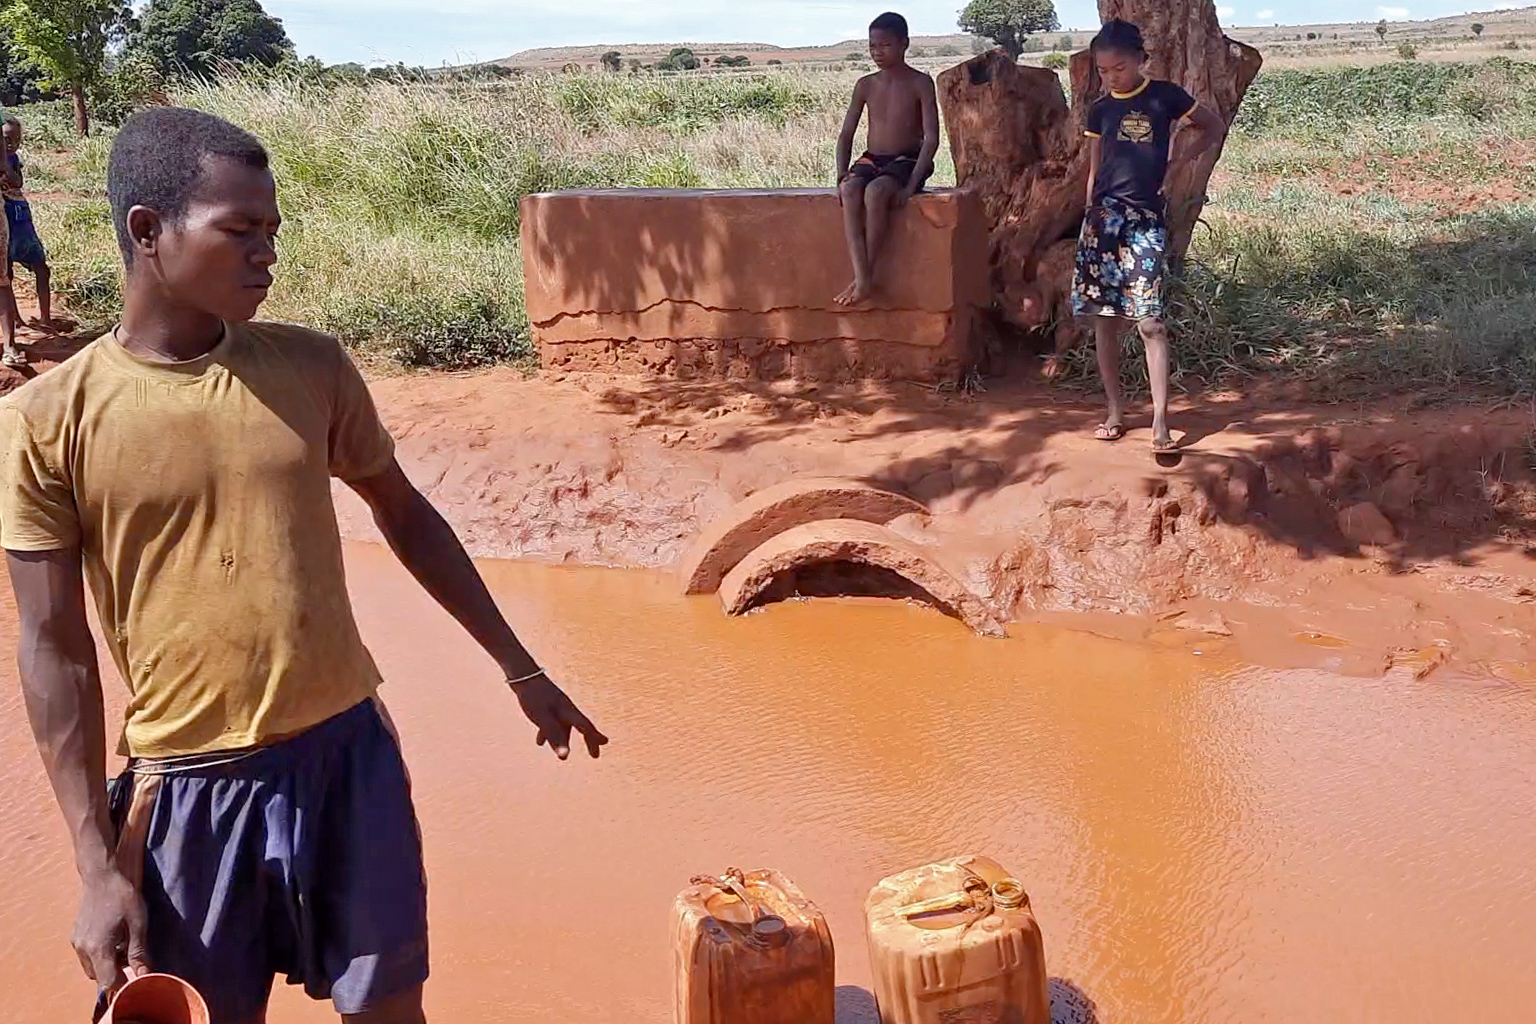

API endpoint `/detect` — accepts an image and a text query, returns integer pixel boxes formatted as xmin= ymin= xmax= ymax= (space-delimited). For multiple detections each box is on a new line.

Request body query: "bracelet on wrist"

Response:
xmin=506 ymin=668 xmax=547 ymax=688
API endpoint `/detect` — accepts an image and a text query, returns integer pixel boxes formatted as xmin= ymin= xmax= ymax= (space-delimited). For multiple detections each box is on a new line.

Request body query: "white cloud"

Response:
xmin=1376 ymin=5 xmax=1409 ymax=17
xmin=1217 ymin=5 xmax=1235 ymax=17
xmin=1256 ymin=8 xmax=1275 ymax=18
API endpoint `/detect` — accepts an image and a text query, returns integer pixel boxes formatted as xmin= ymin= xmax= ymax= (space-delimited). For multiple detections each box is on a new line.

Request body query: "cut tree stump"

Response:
xmin=937 ymin=0 xmax=1262 ymax=360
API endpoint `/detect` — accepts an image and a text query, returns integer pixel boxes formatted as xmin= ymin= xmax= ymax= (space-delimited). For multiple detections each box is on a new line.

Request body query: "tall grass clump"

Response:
xmin=24 ymin=56 xmax=1536 ymax=391
xmin=36 ymin=65 xmax=898 ymax=369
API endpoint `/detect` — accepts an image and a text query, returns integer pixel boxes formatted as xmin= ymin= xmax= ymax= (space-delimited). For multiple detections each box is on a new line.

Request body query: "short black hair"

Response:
xmin=870 ymin=11 xmax=909 ymax=40
xmin=107 ymin=106 xmax=269 ymax=265
xmin=1091 ymin=19 xmax=1146 ymax=59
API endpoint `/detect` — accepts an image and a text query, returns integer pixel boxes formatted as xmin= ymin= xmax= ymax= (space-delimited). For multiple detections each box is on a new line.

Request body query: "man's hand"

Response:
xmin=510 ymin=673 xmax=608 ymax=760
xmin=73 ymin=866 xmax=148 ymax=992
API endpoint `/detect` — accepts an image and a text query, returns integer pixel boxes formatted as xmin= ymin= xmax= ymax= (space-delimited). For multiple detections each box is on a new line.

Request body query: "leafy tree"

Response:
xmin=713 ymin=54 xmax=749 ymax=67
xmin=129 ymin=0 xmax=292 ymax=78
xmin=957 ymin=0 xmax=1059 ymax=61
xmin=1471 ymin=23 xmax=1484 ymax=38
xmin=1375 ymin=19 xmax=1388 ymax=42
xmin=600 ymin=49 xmax=621 ymax=71
xmin=0 ymin=28 xmax=54 ymax=105
xmin=1 ymin=0 xmax=133 ymax=135
xmin=658 ymin=46 xmax=698 ymax=71
xmin=1057 ymin=33 xmax=1074 ymax=50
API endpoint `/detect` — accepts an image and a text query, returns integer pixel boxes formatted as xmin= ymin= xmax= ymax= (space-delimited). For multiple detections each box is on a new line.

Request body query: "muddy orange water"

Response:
xmin=4 ymin=545 xmax=1536 ymax=1023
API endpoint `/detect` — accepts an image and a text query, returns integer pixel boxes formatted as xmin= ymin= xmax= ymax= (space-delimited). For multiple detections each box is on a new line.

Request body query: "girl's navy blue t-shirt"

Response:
xmin=1086 ymin=78 xmax=1198 ymax=211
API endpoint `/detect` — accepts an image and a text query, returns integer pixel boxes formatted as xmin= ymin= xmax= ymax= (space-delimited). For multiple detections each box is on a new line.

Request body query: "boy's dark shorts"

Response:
xmin=846 ymin=149 xmax=927 ymax=191
xmin=100 ymin=699 xmax=428 ymax=1023
xmin=6 ymin=197 xmax=46 ymax=269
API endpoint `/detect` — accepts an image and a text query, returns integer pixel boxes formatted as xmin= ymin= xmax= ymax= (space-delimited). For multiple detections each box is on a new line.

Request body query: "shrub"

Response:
xmin=1398 ymin=41 xmax=1419 ymax=60
xmin=1042 ymin=52 xmax=1069 ymax=70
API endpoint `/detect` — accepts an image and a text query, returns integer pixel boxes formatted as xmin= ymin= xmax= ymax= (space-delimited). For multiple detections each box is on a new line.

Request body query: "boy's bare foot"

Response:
xmin=835 ymin=277 xmax=874 ymax=307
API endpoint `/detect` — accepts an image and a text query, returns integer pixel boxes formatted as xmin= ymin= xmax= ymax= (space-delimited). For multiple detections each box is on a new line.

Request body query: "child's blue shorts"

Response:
xmin=6 ymin=197 xmax=46 ymax=268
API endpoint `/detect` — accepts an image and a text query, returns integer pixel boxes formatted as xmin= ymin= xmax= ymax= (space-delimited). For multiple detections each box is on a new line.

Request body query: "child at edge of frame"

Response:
xmin=3 ymin=116 xmax=55 ymax=334
xmin=1072 ymin=19 xmax=1226 ymax=452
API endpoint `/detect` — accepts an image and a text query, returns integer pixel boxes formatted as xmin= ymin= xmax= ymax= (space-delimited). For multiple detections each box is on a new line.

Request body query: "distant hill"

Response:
xmin=491 ymin=7 xmax=1536 ymax=71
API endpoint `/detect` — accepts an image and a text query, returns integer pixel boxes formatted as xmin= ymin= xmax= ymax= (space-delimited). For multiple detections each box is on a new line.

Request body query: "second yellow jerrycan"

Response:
xmin=864 ymin=855 xmax=1050 ymax=1024
xmin=671 ymin=867 xmax=835 ymax=1024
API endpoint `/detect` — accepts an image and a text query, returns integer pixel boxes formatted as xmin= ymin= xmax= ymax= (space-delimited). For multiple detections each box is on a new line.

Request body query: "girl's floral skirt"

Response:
xmin=1071 ymin=196 xmax=1168 ymax=322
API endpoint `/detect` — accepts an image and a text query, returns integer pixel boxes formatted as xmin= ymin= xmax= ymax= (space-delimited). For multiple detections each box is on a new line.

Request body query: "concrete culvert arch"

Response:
xmin=718 ymin=519 xmax=1007 ymax=637
xmin=680 ymin=477 xmax=928 ymax=595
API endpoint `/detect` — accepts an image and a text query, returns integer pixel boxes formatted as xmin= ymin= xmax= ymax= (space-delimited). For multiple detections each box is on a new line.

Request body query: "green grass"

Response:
xmin=14 ymin=57 xmax=1536 ymax=393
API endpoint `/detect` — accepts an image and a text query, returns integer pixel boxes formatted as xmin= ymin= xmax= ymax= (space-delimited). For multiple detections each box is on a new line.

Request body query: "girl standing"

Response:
xmin=1073 ymin=19 xmax=1225 ymax=451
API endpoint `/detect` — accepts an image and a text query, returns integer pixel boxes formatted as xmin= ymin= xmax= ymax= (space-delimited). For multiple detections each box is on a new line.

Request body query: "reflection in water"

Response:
xmin=2 ymin=546 xmax=1535 ymax=1023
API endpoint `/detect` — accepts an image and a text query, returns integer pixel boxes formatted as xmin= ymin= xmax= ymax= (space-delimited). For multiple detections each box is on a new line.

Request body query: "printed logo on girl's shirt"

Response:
xmin=1118 ymin=111 xmax=1154 ymax=144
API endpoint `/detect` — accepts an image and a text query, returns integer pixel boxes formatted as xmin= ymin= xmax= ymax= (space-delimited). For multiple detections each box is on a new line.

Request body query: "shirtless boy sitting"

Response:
xmin=835 ymin=11 xmax=939 ymax=307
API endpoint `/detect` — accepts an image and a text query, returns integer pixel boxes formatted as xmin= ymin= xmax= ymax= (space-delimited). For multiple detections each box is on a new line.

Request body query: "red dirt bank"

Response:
xmin=4 ymin=320 xmax=1531 ymax=676
xmin=330 ymin=367 xmax=1536 ymax=677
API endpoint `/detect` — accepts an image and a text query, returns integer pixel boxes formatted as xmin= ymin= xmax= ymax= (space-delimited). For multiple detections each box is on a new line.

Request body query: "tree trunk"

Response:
xmin=937 ymin=0 xmax=1261 ymax=357
xmin=70 ymin=83 xmax=90 ymax=137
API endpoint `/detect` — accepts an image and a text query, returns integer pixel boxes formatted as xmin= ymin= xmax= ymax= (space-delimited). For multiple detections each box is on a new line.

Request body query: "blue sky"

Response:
xmin=262 ymin=1 xmax=1515 ymax=66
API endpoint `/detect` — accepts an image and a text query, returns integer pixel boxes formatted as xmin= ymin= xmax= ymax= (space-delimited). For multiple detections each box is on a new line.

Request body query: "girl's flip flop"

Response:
xmin=1152 ymin=437 xmax=1180 ymax=453
xmin=1094 ymin=423 xmax=1126 ymax=442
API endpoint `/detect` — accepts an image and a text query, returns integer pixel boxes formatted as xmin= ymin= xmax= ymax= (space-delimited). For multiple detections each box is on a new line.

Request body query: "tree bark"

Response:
xmin=70 ymin=83 xmax=90 ymax=137
xmin=938 ymin=0 xmax=1261 ymax=357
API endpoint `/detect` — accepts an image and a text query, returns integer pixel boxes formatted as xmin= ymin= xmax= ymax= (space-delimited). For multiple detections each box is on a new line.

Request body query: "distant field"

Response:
xmin=494 ymin=6 xmax=1536 ymax=72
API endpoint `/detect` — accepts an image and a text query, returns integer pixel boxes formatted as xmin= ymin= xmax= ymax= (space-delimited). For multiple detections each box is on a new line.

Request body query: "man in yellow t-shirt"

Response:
xmin=2 ymin=107 xmax=606 ymax=1024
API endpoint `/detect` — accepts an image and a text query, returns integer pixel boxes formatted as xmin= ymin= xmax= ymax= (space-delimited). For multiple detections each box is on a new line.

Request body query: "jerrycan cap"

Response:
xmin=751 ymin=914 xmax=790 ymax=945
xmin=991 ymin=878 xmax=1027 ymax=910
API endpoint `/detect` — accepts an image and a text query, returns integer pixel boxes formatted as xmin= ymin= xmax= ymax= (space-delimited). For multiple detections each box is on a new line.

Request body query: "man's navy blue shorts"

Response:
xmin=104 ymin=699 xmax=429 ymax=1022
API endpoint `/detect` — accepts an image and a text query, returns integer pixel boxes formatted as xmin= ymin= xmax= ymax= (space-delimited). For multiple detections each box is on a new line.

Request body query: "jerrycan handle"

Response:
xmin=692 ymin=868 xmax=790 ymax=948
xmin=898 ymin=869 xmax=1029 ymax=921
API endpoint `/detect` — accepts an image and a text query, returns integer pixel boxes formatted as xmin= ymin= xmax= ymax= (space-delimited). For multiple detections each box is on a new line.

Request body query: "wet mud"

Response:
xmin=329 ymin=369 xmax=1536 ymax=674
xmin=4 ymin=547 xmax=1536 ymax=1023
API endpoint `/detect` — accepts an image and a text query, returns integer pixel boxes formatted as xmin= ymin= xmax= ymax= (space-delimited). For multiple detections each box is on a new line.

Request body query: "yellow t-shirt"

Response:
xmin=0 ymin=321 xmax=395 ymax=757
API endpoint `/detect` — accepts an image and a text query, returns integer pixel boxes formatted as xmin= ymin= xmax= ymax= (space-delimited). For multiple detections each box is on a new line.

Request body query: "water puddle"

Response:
xmin=3 ymin=544 xmax=1535 ymax=1022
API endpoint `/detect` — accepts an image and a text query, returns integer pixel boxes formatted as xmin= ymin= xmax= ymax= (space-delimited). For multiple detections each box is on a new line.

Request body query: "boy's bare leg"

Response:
xmin=0 ymin=282 xmax=21 ymax=364
xmin=1138 ymin=317 xmax=1173 ymax=448
xmin=856 ymin=175 xmax=901 ymax=302
xmin=344 ymin=984 xmax=426 ymax=1023
xmin=1094 ymin=317 xmax=1124 ymax=435
xmin=34 ymin=264 xmax=51 ymax=326
xmin=836 ymin=176 xmax=872 ymax=306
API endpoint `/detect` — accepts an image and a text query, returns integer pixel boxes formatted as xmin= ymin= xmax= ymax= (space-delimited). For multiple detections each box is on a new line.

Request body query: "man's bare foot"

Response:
xmin=835 ymin=277 xmax=873 ymax=307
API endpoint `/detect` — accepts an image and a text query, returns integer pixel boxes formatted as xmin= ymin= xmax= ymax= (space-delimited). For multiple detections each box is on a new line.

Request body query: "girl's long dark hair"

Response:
xmin=1091 ymin=19 xmax=1147 ymax=59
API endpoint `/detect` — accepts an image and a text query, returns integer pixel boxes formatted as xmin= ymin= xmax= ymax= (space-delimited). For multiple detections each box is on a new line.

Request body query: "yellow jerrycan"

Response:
xmin=671 ymin=867 xmax=835 ymax=1024
xmin=864 ymin=855 xmax=1050 ymax=1024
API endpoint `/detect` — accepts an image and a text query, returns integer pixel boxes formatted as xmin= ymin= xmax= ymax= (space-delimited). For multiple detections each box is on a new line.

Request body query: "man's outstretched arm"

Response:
xmin=8 ymin=547 xmax=148 ymax=990
xmin=348 ymin=460 xmax=607 ymax=759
